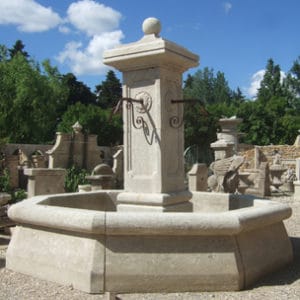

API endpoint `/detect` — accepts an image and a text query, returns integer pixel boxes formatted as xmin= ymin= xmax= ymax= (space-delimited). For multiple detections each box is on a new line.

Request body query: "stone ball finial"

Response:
xmin=72 ymin=121 xmax=82 ymax=134
xmin=142 ymin=17 xmax=161 ymax=36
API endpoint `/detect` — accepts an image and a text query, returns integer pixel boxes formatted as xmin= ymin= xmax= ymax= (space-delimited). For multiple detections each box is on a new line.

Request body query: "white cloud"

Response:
xmin=56 ymin=0 xmax=124 ymax=76
xmin=247 ymin=69 xmax=286 ymax=98
xmin=224 ymin=2 xmax=232 ymax=14
xmin=58 ymin=25 xmax=71 ymax=34
xmin=280 ymin=71 xmax=287 ymax=83
xmin=0 ymin=0 xmax=62 ymax=32
xmin=247 ymin=70 xmax=265 ymax=98
xmin=56 ymin=31 xmax=124 ymax=75
xmin=0 ymin=0 xmax=124 ymax=76
xmin=67 ymin=0 xmax=122 ymax=36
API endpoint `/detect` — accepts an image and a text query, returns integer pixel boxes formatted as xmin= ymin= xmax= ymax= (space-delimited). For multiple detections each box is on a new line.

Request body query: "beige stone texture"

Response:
xmin=116 ymin=190 xmax=193 ymax=212
xmin=293 ymin=181 xmax=300 ymax=200
xmin=47 ymin=129 xmax=105 ymax=172
xmin=103 ymin=18 xmax=198 ymax=211
xmin=0 ymin=193 xmax=11 ymax=206
xmin=236 ymin=221 xmax=292 ymax=287
xmin=24 ymin=168 xmax=66 ymax=198
xmin=105 ymin=235 xmax=242 ymax=292
xmin=238 ymin=162 xmax=271 ymax=197
xmin=296 ymin=158 xmax=300 ymax=180
xmin=112 ymin=148 xmax=124 ymax=188
xmin=6 ymin=190 xmax=293 ymax=293
xmin=218 ymin=117 xmax=242 ymax=153
xmin=188 ymin=163 xmax=208 ymax=191
xmin=6 ymin=226 xmax=105 ymax=293
xmin=5 ymin=155 xmax=19 ymax=188
xmin=86 ymin=163 xmax=115 ymax=190
xmin=239 ymin=145 xmax=300 ymax=171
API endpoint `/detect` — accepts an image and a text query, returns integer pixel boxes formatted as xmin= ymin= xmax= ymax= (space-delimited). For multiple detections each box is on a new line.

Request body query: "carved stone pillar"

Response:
xmin=104 ymin=18 xmax=199 ymax=211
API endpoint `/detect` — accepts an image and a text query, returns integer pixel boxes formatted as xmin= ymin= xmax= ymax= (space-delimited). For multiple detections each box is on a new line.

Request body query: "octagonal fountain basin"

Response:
xmin=6 ymin=190 xmax=292 ymax=294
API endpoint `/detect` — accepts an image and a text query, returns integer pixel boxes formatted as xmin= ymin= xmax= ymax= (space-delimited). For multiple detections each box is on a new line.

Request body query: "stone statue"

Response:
xmin=208 ymin=155 xmax=244 ymax=193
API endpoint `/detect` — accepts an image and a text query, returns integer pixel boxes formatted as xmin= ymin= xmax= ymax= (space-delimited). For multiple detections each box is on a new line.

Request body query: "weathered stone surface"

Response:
xmin=47 ymin=122 xmax=108 ymax=172
xmin=0 ymin=193 xmax=11 ymax=206
xmin=24 ymin=168 xmax=66 ymax=198
xmin=188 ymin=163 xmax=208 ymax=192
xmin=238 ymin=162 xmax=271 ymax=197
xmin=86 ymin=164 xmax=115 ymax=190
xmin=6 ymin=226 xmax=105 ymax=293
xmin=239 ymin=145 xmax=300 ymax=171
xmin=208 ymin=156 xmax=244 ymax=193
xmin=104 ymin=17 xmax=198 ymax=211
xmin=6 ymin=191 xmax=293 ymax=293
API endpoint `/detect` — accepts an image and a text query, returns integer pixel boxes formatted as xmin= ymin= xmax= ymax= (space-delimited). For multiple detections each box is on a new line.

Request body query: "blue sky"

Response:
xmin=1 ymin=0 xmax=299 ymax=98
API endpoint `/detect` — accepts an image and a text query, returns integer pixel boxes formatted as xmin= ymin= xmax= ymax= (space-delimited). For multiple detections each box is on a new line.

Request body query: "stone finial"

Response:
xmin=142 ymin=17 xmax=161 ymax=36
xmin=72 ymin=121 xmax=82 ymax=134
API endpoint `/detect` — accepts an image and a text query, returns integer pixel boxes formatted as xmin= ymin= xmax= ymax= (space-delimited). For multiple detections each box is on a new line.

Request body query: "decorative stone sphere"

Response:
xmin=142 ymin=17 xmax=161 ymax=36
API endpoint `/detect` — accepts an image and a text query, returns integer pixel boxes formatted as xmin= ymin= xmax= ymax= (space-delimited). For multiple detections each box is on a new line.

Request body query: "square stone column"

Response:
xmin=103 ymin=18 xmax=199 ymax=211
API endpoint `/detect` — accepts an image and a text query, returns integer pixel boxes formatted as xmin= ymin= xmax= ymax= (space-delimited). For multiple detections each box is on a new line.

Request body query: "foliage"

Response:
xmin=183 ymin=68 xmax=241 ymax=161
xmin=57 ymin=102 xmax=122 ymax=146
xmin=1 ymin=39 xmax=300 ymax=152
xmin=0 ymin=42 xmax=124 ymax=147
xmin=237 ymin=58 xmax=300 ymax=145
xmin=11 ymin=189 xmax=27 ymax=203
xmin=65 ymin=165 xmax=89 ymax=193
xmin=184 ymin=56 xmax=300 ymax=148
xmin=0 ymin=169 xmax=11 ymax=193
xmin=184 ymin=102 xmax=218 ymax=150
xmin=0 ymin=168 xmax=26 ymax=203
xmin=95 ymin=70 xmax=122 ymax=109
xmin=0 ymin=43 xmax=68 ymax=143
xmin=0 ymin=45 xmax=9 ymax=62
xmin=257 ymin=59 xmax=284 ymax=101
xmin=284 ymin=56 xmax=300 ymax=110
xmin=9 ymin=40 xmax=29 ymax=59
xmin=62 ymin=73 xmax=97 ymax=106
xmin=183 ymin=67 xmax=232 ymax=105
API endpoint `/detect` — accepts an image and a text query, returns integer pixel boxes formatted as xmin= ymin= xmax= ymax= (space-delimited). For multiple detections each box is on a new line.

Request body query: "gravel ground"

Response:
xmin=1 ymin=195 xmax=300 ymax=300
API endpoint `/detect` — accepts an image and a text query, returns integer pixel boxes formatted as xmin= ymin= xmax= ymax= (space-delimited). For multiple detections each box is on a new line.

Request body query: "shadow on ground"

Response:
xmin=251 ymin=237 xmax=300 ymax=288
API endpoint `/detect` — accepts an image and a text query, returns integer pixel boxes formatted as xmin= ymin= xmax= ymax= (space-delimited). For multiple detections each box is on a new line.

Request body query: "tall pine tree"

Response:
xmin=95 ymin=70 xmax=122 ymax=109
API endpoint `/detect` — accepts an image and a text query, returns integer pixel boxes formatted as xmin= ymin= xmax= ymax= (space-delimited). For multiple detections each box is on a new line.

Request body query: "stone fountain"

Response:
xmin=6 ymin=18 xmax=293 ymax=294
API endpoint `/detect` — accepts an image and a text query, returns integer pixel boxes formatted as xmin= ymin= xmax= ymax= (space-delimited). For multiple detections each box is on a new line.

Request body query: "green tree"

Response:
xmin=239 ymin=57 xmax=300 ymax=145
xmin=0 ymin=45 xmax=9 ymax=62
xmin=231 ymin=87 xmax=246 ymax=106
xmin=284 ymin=56 xmax=300 ymax=110
xmin=184 ymin=102 xmax=218 ymax=148
xmin=183 ymin=68 xmax=215 ymax=104
xmin=95 ymin=70 xmax=122 ymax=109
xmin=62 ymin=73 xmax=96 ymax=106
xmin=213 ymin=71 xmax=231 ymax=104
xmin=9 ymin=40 xmax=29 ymax=59
xmin=0 ymin=48 xmax=67 ymax=143
xmin=257 ymin=58 xmax=283 ymax=102
xmin=57 ymin=102 xmax=122 ymax=146
xmin=183 ymin=68 xmax=233 ymax=105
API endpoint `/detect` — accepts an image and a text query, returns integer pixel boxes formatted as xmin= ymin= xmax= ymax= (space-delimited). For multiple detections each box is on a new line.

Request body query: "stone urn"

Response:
xmin=86 ymin=164 xmax=115 ymax=190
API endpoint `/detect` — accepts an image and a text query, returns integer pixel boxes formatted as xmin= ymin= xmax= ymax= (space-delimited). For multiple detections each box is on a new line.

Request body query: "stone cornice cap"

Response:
xmin=103 ymin=17 xmax=199 ymax=73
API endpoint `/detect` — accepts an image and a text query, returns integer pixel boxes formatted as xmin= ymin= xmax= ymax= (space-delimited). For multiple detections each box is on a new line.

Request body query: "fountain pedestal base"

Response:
xmin=116 ymin=190 xmax=193 ymax=212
